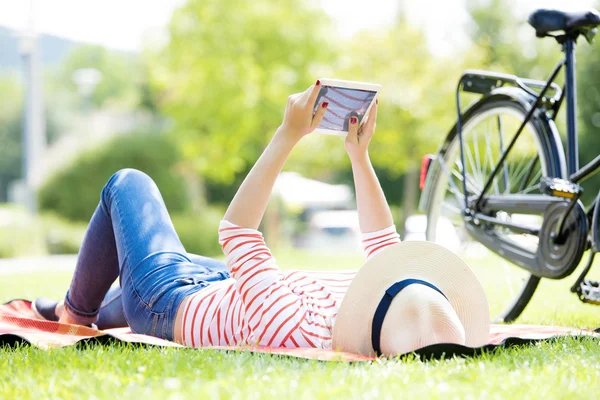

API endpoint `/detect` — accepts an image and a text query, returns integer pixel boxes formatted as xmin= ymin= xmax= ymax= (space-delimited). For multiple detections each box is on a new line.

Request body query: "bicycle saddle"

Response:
xmin=528 ymin=9 xmax=600 ymax=37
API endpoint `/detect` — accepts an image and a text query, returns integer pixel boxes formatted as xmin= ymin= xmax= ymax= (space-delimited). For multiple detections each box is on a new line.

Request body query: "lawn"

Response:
xmin=1 ymin=249 xmax=599 ymax=399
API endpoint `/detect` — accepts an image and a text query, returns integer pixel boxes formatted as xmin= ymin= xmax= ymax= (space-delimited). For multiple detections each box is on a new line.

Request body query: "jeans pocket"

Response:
xmin=174 ymin=277 xmax=208 ymax=285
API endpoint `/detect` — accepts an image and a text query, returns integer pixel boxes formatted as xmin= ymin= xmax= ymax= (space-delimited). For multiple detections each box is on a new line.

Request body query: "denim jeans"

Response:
xmin=64 ymin=169 xmax=230 ymax=340
xmin=94 ymin=253 xmax=228 ymax=330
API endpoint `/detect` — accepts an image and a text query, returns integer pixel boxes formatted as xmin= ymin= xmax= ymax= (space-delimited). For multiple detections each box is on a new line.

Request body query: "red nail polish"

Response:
xmin=350 ymin=117 xmax=357 ymax=124
xmin=322 ymin=101 xmax=328 ymax=108
xmin=376 ymin=98 xmax=378 ymax=105
xmin=316 ymin=79 xmax=321 ymax=86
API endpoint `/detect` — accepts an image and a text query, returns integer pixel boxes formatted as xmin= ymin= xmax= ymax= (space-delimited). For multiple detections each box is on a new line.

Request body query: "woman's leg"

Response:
xmin=62 ymin=168 xmax=226 ymax=339
xmin=82 ymin=255 xmax=227 ymax=330
xmin=62 ymin=168 xmax=192 ymax=326
xmin=95 ymin=285 xmax=128 ymax=329
xmin=61 ymin=184 xmax=122 ymax=325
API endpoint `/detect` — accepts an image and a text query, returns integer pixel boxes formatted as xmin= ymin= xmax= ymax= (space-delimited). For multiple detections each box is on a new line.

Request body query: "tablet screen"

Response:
xmin=313 ymin=86 xmax=377 ymax=132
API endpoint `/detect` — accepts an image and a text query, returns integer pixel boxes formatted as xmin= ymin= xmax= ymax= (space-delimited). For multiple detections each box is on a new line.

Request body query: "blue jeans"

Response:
xmin=64 ymin=169 xmax=230 ymax=340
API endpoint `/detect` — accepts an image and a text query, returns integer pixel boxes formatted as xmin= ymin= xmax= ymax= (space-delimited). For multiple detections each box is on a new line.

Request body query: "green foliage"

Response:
xmin=55 ymin=45 xmax=140 ymax=109
xmin=343 ymin=24 xmax=462 ymax=174
xmin=466 ymin=0 xmax=560 ymax=78
xmin=0 ymin=78 xmax=23 ymax=202
xmin=150 ymin=0 xmax=336 ymax=184
xmin=38 ymin=133 xmax=190 ymax=222
xmin=0 ymin=76 xmax=61 ymax=202
xmin=575 ymin=39 xmax=600 ymax=203
xmin=171 ymin=207 xmax=223 ymax=257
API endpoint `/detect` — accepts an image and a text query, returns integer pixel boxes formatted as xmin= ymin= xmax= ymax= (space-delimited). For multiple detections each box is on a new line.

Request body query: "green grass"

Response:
xmin=1 ymin=249 xmax=600 ymax=399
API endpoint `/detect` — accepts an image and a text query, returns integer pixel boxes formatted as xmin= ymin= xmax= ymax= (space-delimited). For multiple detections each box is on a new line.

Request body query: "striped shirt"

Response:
xmin=179 ymin=220 xmax=400 ymax=349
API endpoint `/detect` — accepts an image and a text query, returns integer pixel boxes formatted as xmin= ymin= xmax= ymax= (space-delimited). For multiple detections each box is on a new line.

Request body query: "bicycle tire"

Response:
xmin=424 ymin=92 xmax=565 ymax=322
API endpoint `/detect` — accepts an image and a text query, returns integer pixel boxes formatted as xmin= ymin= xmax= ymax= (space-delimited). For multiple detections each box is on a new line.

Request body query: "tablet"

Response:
xmin=313 ymin=78 xmax=381 ymax=136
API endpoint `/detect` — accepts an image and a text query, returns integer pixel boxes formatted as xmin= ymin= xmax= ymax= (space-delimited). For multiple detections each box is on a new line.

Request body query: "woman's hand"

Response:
xmin=278 ymin=81 xmax=329 ymax=143
xmin=344 ymin=100 xmax=378 ymax=163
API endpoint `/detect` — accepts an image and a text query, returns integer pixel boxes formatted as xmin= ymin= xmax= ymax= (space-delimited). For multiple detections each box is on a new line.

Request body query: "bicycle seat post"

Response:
xmin=563 ymin=37 xmax=579 ymax=176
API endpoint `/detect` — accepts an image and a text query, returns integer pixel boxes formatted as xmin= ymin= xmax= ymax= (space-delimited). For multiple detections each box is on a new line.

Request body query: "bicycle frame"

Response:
xmin=455 ymin=36 xmax=600 ymax=218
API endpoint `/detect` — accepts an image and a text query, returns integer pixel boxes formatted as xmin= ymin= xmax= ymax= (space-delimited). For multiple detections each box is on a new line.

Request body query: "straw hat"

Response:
xmin=332 ymin=241 xmax=490 ymax=357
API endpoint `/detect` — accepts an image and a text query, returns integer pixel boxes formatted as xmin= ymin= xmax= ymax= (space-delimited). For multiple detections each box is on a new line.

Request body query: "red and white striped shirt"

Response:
xmin=179 ymin=220 xmax=400 ymax=349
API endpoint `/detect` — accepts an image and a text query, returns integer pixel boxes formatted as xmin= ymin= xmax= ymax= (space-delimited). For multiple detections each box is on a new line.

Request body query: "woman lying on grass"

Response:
xmin=33 ymin=81 xmax=490 ymax=357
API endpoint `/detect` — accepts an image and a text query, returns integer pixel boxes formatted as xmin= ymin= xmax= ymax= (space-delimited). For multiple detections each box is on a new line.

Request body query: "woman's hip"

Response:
xmin=120 ymin=254 xmax=229 ymax=341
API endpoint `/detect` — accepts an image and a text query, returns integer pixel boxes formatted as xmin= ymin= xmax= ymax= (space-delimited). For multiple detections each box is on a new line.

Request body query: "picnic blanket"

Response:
xmin=1 ymin=299 xmax=598 ymax=362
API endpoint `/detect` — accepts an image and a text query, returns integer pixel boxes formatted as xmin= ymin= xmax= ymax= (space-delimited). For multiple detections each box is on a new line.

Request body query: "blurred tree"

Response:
xmin=149 ymin=0 xmax=335 ymax=185
xmin=0 ymin=78 xmax=23 ymax=202
xmin=314 ymin=19 xmax=467 ymax=229
xmin=38 ymin=132 xmax=189 ymax=221
xmin=0 ymin=77 xmax=58 ymax=202
xmin=466 ymin=0 xmax=560 ymax=79
xmin=55 ymin=45 xmax=139 ymax=109
xmin=575 ymin=26 xmax=600 ymax=203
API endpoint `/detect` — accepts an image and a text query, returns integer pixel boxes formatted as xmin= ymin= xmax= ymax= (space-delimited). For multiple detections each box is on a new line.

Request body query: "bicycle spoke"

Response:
xmin=508 ymin=156 xmax=533 ymax=193
xmin=518 ymin=155 xmax=540 ymax=193
xmin=472 ymin=127 xmax=484 ymax=182
xmin=464 ymin=138 xmax=480 ymax=184
xmin=451 ymin=167 xmax=480 ymax=193
xmin=497 ymin=115 xmax=510 ymax=193
xmin=437 ymin=156 xmax=465 ymax=204
xmin=484 ymin=129 xmax=501 ymax=194
xmin=441 ymin=201 xmax=462 ymax=215
xmin=520 ymin=178 xmax=541 ymax=194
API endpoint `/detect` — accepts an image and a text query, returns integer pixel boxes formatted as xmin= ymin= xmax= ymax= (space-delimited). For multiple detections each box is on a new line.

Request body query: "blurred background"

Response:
xmin=0 ymin=0 xmax=599 ymax=260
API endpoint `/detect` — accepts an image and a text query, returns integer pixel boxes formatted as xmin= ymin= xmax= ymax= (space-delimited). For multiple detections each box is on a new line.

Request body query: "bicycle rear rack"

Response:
xmin=459 ymin=69 xmax=562 ymax=103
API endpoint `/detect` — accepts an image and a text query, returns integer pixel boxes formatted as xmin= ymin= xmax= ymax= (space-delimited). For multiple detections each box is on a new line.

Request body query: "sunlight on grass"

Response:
xmin=1 ymin=249 xmax=599 ymax=399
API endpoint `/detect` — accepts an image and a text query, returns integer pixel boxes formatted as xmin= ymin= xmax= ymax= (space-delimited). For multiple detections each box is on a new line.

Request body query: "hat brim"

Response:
xmin=332 ymin=241 xmax=490 ymax=356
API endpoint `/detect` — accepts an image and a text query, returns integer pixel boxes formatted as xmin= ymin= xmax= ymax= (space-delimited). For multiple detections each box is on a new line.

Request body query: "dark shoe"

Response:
xmin=31 ymin=297 xmax=60 ymax=321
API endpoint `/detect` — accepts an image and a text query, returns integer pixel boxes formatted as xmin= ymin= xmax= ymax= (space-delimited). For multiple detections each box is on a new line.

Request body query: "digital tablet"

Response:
xmin=313 ymin=78 xmax=381 ymax=136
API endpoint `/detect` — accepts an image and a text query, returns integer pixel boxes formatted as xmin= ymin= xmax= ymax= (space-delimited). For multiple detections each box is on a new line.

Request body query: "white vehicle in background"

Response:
xmin=403 ymin=214 xmax=463 ymax=253
xmin=295 ymin=209 xmax=362 ymax=251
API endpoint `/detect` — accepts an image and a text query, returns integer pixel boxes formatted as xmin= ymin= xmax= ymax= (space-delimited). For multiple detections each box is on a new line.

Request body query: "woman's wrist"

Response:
xmin=274 ymin=125 xmax=303 ymax=147
xmin=349 ymin=150 xmax=370 ymax=166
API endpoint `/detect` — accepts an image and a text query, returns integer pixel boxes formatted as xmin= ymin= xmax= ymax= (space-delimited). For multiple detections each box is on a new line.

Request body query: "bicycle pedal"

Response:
xmin=539 ymin=177 xmax=582 ymax=199
xmin=575 ymin=279 xmax=600 ymax=305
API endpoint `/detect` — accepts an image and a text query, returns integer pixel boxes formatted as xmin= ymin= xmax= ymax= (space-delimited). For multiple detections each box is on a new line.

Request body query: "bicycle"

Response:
xmin=419 ymin=9 xmax=600 ymax=322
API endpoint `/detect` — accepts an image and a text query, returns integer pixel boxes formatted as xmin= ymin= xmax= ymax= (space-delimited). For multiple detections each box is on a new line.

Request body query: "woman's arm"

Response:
xmin=344 ymin=102 xmax=394 ymax=233
xmin=223 ymin=81 xmax=328 ymax=229
xmin=214 ymin=83 xmax=332 ymax=348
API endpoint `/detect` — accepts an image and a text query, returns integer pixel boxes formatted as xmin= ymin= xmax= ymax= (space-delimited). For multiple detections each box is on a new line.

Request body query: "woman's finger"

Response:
xmin=310 ymin=101 xmax=329 ymax=131
xmin=363 ymin=100 xmax=378 ymax=133
xmin=346 ymin=114 xmax=360 ymax=144
xmin=305 ymin=80 xmax=322 ymax=107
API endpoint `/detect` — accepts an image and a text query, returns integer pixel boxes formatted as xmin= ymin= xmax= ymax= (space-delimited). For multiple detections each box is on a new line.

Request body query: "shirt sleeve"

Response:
xmin=361 ymin=225 xmax=401 ymax=260
xmin=218 ymin=220 xmax=331 ymax=348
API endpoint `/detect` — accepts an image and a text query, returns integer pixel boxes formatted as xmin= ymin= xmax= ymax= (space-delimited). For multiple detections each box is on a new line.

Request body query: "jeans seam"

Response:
xmin=101 ymin=289 xmax=121 ymax=308
xmin=163 ymin=290 xmax=178 ymax=339
xmin=127 ymin=273 xmax=165 ymax=316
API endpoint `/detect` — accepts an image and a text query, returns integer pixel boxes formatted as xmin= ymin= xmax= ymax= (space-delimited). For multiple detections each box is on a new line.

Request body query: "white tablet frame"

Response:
xmin=313 ymin=78 xmax=382 ymax=137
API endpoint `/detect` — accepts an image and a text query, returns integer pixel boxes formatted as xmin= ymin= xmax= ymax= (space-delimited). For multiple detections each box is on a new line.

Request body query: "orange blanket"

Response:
xmin=1 ymin=300 xmax=597 ymax=361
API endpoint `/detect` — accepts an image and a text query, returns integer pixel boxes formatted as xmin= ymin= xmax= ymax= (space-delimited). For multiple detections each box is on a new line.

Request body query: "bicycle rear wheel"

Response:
xmin=425 ymin=97 xmax=563 ymax=322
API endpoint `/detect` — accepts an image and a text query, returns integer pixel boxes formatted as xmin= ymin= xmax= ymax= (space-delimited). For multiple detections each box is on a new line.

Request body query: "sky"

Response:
xmin=0 ymin=0 xmax=596 ymax=55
